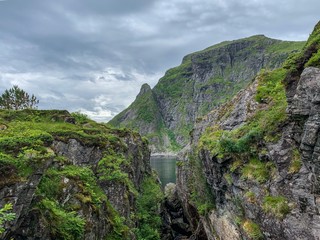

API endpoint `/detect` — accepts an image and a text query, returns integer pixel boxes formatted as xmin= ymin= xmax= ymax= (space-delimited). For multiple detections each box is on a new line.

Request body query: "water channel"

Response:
xmin=150 ymin=156 xmax=177 ymax=187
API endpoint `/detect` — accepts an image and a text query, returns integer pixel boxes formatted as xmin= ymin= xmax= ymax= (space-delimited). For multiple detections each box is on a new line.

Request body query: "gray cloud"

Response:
xmin=0 ymin=0 xmax=319 ymax=121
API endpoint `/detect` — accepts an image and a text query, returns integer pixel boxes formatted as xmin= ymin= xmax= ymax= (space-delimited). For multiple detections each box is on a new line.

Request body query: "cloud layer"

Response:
xmin=0 ymin=0 xmax=319 ymax=121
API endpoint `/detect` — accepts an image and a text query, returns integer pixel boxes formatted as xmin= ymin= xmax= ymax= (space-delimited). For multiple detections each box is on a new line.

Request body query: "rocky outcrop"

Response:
xmin=0 ymin=110 xmax=152 ymax=240
xmin=174 ymin=21 xmax=320 ymax=240
xmin=110 ymin=36 xmax=304 ymax=153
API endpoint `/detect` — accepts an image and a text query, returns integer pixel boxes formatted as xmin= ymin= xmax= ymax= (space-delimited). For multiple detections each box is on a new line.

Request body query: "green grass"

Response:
xmin=244 ymin=191 xmax=256 ymax=203
xmin=288 ymin=148 xmax=302 ymax=174
xmin=283 ymin=21 xmax=320 ymax=82
xmin=0 ymin=109 xmax=152 ymax=239
xmin=241 ymin=158 xmax=274 ymax=184
xmin=242 ymin=219 xmax=263 ymax=239
xmin=305 ymin=49 xmax=320 ymax=67
xmin=262 ymin=195 xmax=290 ymax=219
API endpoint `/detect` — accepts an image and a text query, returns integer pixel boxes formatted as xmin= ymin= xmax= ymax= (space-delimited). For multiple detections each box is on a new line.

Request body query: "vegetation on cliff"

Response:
xmin=0 ymin=109 xmax=163 ymax=239
xmin=181 ymin=21 xmax=320 ymax=239
xmin=110 ymin=35 xmax=305 ymax=153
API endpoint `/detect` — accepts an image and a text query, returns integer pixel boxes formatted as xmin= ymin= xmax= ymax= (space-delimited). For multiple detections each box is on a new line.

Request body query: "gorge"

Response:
xmin=1 ymin=21 xmax=320 ymax=240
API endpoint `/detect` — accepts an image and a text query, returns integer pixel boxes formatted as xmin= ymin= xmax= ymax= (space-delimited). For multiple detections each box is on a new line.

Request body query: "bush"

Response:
xmin=71 ymin=111 xmax=90 ymax=123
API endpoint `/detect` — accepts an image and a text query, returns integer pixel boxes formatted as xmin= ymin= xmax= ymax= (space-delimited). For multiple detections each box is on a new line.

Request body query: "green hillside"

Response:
xmin=110 ymin=35 xmax=305 ymax=153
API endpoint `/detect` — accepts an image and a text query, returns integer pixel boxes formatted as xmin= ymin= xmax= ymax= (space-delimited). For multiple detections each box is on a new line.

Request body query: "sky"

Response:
xmin=0 ymin=0 xmax=319 ymax=122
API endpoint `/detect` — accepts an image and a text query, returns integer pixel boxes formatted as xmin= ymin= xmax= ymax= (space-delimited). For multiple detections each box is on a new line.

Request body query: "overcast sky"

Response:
xmin=0 ymin=0 xmax=319 ymax=121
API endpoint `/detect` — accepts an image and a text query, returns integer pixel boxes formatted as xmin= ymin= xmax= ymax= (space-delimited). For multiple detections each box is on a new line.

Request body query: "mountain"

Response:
xmin=109 ymin=35 xmax=305 ymax=153
xmin=168 ymin=21 xmax=320 ymax=239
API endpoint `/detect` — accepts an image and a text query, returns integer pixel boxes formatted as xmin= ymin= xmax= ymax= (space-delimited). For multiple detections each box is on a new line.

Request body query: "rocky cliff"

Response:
xmin=109 ymin=36 xmax=305 ymax=153
xmin=174 ymin=21 xmax=320 ymax=239
xmin=0 ymin=110 xmax=163 ymax=240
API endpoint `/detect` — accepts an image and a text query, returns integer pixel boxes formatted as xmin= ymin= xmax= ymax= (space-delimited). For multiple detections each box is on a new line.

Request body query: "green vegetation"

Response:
xmin=244 ymin=191 xmax=256 ymax=204
xmin=262 ymin=195 xmax=290 ymax=219
xmin=288 ymin=148 xmax=302 ymax=174
xmin=255 ymin=68 xmax=287 ymax=104
xmin=37 ymin=165 xmax=107 ymax=205
xmin=0 ymin=203 xmax=16 ymax=234
xmin=188 ymin=153 xmax=215 ymax=215
xmin=110 ymin=34 xmax=304 ymax=153
xmin=109 ymin=84 xmax=162 ymax=126
xmin=0 ymin=109 xmax=154 ymax=239
xmin=266 ymin=41 xmax=305 ymax=54
xmin=71 ymin=111 xmax=91 ymax=124
xmin=283 ymin=21 xmax=320 ymax=80
xmin=98 ymin=150 xmax=138 ymax=196
xmin=241 ymin=158 xmax=274 ymax=184
xmin=224 ymin=173 xmax=232 ymax=185
xmin=0 ymin=85 xmax=39 ymax=110
xmin=135 ymin=174 xmax=164 ymax=240
xmin=38 ymin=198 xmax=85 ymax=240
xmin=242 ymin=219 xmax=263 ymax=239
xmin=198 ymin=67 xmax=288 ymax=185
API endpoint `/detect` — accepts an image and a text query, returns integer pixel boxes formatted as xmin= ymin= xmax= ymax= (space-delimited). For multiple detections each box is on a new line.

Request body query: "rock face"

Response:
xmin=109 ymin=36 xmax=304 ymax=153
xmin=174 ymin=21 xmax=320 ymax=240
xmin=0 ymin=110 xmax=152 ymax=240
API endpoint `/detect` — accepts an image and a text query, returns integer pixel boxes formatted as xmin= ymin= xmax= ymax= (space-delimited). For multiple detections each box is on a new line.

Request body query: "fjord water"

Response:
xmin=150 ymin=156 xmax=177 ymax=186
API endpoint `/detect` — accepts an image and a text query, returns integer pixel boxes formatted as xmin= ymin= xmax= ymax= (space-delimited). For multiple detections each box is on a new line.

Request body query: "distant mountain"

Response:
xmin=109 ymin=35 xmax=305 ymax=153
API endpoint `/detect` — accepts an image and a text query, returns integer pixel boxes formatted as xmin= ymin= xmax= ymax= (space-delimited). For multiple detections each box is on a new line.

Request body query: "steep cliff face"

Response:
xmin=109 ymin=84 xmax=170 ymax=153
xmin=110 ymin=36 xmax=304 ymax=153
xmin=0 ymin=110 xmax=162 ymax=240
xmin=175 ymin=21 xmax=320 ymax=239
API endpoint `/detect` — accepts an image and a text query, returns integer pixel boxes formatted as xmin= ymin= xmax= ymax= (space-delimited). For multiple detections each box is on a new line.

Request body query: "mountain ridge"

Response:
xmin=109 ymin=35 xmax=305 ymax=153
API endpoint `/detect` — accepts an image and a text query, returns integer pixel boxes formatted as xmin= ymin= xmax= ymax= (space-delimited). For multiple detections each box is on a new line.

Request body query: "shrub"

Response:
xmin=71 ymin=111 xmax=90 ymax=124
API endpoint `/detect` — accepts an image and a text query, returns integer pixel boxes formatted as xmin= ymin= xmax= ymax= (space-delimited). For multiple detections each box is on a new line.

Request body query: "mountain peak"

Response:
xmin=137 ymin=83 xmax=152 ymax=97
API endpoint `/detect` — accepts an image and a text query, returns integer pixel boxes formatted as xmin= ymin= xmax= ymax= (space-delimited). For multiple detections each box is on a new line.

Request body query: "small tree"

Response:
xmin=0 ymin=85 xmax=39 ymax=110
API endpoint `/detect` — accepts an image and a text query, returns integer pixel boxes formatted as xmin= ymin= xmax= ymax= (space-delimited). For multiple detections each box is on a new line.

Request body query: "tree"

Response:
xmin=0 ymin=85 xmax=39 ymax=110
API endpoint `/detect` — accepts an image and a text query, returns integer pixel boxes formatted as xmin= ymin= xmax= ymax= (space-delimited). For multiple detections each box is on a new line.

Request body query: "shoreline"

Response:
xmin=150 ymin=152 xmax=177 ymax=158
